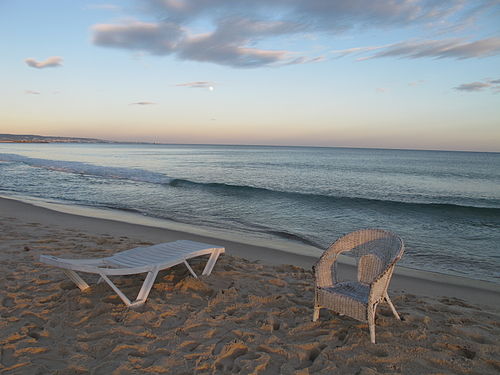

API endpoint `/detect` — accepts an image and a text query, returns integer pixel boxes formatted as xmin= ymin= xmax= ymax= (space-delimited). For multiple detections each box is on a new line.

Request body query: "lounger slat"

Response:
xmin=117 ymin=245 xmax=198 ymax=259
xmin=112 ymin=241 xmax=217 ymax=267
xmin=108 ymin=258 xmax=143 ymax=267
xmin=115 ymin=252 xmax=164 ymax=264
xmin=113 ymin=252 xmax=182 ymax=266
xmin=111 ymin=257 xmax=175 ymax=268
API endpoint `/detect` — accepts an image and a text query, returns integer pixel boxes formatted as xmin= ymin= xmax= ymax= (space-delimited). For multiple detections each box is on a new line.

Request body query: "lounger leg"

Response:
xmin=98 ymin=271 xmax=159 ymax=307
xmin=132 ymin=270 xmax=159 ymax=306
xmin=99 ymin=274 xmax=133 ymax=306
xmin=201 ymin=249 xmax=222 ymax=276
xmin=63 ymin=270 xmax=90 ymax=291
xmin=384 ymin=292 xmax=401 ymax=320
xmin=183 ymin=260 xmax=198 ymax=278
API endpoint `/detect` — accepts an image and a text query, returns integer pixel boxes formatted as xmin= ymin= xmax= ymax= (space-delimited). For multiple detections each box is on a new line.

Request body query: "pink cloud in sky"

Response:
xmin=25 ymin=56 xmax=63 ymax=69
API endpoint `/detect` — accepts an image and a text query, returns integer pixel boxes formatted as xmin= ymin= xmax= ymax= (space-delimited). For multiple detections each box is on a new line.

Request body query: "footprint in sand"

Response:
xmin=2 ymin=297 xmax=15 ymax=308
xmin=214 ymin=342 xmax=248 ymax=372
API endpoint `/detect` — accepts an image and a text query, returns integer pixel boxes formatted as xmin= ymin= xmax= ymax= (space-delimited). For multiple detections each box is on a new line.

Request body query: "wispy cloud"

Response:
xmin=337 ymin=37 xmax=500 ymax=61
xmin=408 ymin=80 xmax=425 ymax=87
xmin=455 ymin=82 xmax=491 ymax=92
xmin=25 ymin=90 xmax=41 ymax=95
xmin=434 ymin=1 xmax=499 ymax=34
xmin=130 ymin=101 xmax=157 ymax=105
xmin=370 ymin=37 xmax=500 ymax=60
xmin=90 ymin=0 xmax=500 ymax=68
xmin=285 ymin=56 xmax=326 ymax=65
xmin=376 ymin=87 xmax=389 ymax=93
xmin=454 ymin=78 xmax=500 ymax=93
xmin=85 ymin=4 xmax=121 ymax=11
xmin=176 ymin=81 xmax=215 ymax=89
xmin=332 ymin=45 xmax=387 ymax=59
xmin=25 ymin=56 xmax=63 ymax=69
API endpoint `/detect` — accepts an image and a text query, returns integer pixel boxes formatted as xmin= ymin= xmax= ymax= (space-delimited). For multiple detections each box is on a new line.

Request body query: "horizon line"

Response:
xmin=1 ymin=133 xmax=498 ymax=154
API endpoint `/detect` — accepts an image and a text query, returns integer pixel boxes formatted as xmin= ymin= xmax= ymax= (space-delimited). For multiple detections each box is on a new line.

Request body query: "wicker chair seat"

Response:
xmin=316 ymin=282 xmax=370 ymax=321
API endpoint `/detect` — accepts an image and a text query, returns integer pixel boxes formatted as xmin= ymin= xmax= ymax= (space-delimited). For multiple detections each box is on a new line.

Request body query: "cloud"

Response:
xmin=176 ymin=81 xmax=215 ymax=89
xmin=372 ymin=37 xmax=500 ymax=60
xmin=145 ymin=0 xmax=472 ymax=28
xmin=25 ymin=90 xmax=41 ymax=95
xmin=130 ymin=101 xmax=157 ymax=105
xmin=435 ymin=1 xmax=499 ymax=34
xmin=282 ymin=55 xmax=326 ymax=65
xmin=454 ymin=78 xmax=500 ymax=92
xmin=408 ymin=80 xmax=425 ymax=86
xmin=91 ymin=0 xmax=500 ymax=68
xmin=177 ymin=17 xmax=302 ymax=67
xmin=455 ymin=82 xmax=491 ymax=91
xmin=92 ymin=17 xmax=310 ymax=67
xmin=337 ymin=37 xmax=500 ymax=61
xmin=92 ymin=21 xmax=184 ymax=55
xmin=376 ymin=87 xmax=389 ymax=93
xmin=332 ymin=45 xmax=387 ymax=59
xmin=25 ymin=56 xmax=63 ymax=69
xmin=178 ymin=38 xmax=291 ymax=68
xmin=85 ymin=4 xmax=121 ymax=11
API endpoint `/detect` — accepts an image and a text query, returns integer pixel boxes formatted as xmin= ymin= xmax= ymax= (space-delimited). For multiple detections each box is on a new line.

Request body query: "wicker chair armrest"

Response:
xmin=368 ymin=263 xmax=397 ymax=304
xmin=314 ymin=253 xmax=339 ymax=287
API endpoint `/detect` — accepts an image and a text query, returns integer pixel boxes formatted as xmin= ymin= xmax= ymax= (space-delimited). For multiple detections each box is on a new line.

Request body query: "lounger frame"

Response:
xmin=40 ymin=240 xmax=224 ymax=307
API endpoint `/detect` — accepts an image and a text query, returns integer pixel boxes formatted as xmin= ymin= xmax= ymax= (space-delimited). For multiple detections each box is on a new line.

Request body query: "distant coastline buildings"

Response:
xmin=0 ymin=134 xmax=112 ymax=144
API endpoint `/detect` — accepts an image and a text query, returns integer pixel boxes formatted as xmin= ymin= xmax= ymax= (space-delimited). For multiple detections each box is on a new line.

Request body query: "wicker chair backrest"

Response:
xmin=315 ymin=229 xmax=403 ymax=287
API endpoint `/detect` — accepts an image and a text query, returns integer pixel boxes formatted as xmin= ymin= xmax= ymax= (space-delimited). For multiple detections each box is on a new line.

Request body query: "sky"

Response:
xmin=1 ymin=0 xmax=499 ymax=151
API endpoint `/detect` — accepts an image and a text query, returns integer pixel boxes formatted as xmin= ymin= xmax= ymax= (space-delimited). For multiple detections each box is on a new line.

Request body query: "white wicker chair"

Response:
xmin=313 ymin=229 xmax=404 ymax=343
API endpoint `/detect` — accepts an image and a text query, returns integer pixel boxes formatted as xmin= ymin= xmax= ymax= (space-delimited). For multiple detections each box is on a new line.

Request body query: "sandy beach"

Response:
xmin=1 ymin=196 xmax=499 ymax=374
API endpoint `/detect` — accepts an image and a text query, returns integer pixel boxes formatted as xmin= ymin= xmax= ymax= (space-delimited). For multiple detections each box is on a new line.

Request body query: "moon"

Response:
xmin=208 ymin=86 xmax=214 ymax=91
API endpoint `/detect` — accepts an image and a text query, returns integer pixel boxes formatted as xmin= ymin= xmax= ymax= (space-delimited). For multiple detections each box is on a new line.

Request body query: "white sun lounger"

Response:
xmin=39 ymin=240 xmax=225 ymax=307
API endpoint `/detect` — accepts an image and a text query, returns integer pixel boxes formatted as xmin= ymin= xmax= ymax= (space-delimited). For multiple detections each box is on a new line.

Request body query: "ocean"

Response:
xmin=0 ymin=143 xmax=499 ymax=283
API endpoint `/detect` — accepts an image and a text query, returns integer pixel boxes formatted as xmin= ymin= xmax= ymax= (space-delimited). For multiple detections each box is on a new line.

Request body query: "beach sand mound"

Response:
xmin=1 ymin=217 xmax=499 ymax=374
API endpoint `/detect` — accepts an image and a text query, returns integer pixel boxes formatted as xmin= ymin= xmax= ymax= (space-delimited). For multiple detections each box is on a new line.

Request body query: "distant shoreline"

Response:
xmin=1 ymin=133 xmax=499 ymax=153
xmin=0 ymin=133 xmax=112 ymax=144
xmin=0 ymin=141 xmax=110 ymax=144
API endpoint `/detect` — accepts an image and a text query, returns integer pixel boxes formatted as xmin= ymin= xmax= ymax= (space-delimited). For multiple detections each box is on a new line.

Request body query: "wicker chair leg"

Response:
xmin=368 ymin=318 xmax=376 ymax=343
xmin=384 ymin=292 xmax=400 ymax=320
xmin=368 ymin=303 xmax=378 ymax=344
xmin=313 ymin=305 xmax=320 ymax=322
xmin=369 ymin=322 xmax=376 ymax=344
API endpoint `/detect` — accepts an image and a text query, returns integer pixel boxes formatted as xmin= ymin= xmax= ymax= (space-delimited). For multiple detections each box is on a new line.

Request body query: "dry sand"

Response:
xmin=1 ymin=196 xmax=499 ymax=374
